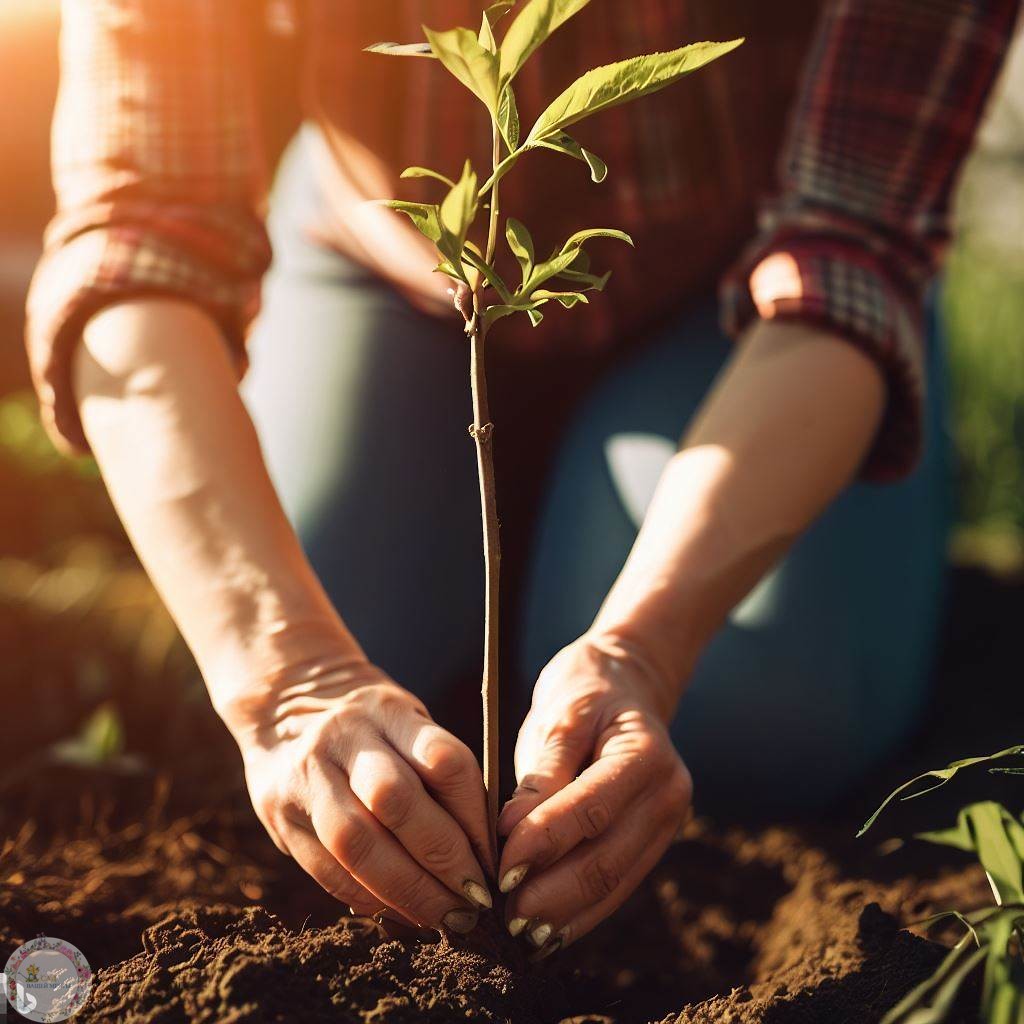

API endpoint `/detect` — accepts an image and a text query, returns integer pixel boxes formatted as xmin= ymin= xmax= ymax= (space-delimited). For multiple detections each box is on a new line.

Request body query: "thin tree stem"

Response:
xmin=469 ymin=321 xmax=500 ymax=855
xmin=470 ymin=120 xmax=503 ymax=855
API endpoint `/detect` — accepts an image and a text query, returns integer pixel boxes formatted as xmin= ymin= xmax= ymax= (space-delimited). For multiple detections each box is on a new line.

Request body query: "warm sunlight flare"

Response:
xmin=0 ymin=0 xmax=58 ymax=26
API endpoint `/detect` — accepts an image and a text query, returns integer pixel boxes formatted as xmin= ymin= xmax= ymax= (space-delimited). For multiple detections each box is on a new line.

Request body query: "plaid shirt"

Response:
xmin=27 ymin=0 xmax=1017 ymax=478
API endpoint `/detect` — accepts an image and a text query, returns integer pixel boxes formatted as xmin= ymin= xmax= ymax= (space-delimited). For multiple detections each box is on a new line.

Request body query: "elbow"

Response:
xmin=73 ymin=298 xmax=231 ymax=408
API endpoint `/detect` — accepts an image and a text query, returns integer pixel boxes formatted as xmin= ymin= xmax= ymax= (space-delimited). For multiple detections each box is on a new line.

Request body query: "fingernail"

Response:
xmin=529 ymin=921 xmax=552 ymax=948
xmin=508 ymin=917 xmax=528 ymax=937
xmin=529 ymin=935 xmax=563 ymax=963
xmin=499 ymin=863 xmax=529 ymax=893
xmin=442 ymin=909 xmax=479 ymax=934
xmin=463 ymin=880 xmax=493 ymax=910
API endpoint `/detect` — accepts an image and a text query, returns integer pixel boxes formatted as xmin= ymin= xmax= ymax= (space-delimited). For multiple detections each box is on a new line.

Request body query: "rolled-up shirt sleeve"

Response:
xmin=720 ymin=0 xmax=1018 ymax=481
xmin=26 ymin=0 xmax=272 ymax=453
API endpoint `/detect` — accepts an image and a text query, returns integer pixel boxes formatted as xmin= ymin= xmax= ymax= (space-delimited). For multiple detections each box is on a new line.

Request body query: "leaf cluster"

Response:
xmin=368 ymin=0 xmax=741 ymax=333
xmin=862 ymin=746 xmax=1024 ymax=1023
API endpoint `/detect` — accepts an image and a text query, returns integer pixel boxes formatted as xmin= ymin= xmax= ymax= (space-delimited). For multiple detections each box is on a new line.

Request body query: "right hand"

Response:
xmin=221 ymin=657 xmax=494 ymax=933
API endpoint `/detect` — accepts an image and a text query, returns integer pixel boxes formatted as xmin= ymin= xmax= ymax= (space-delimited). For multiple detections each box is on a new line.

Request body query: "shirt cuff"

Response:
xmin=26 ymin=223 xmax=267 ymax=455
xmin=719 ymin=238 xmax=926 ymax=482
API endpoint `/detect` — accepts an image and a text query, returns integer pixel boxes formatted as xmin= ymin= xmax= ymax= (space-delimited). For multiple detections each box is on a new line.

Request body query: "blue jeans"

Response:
xmin=245 ymin=131 xmax=951 ymax=814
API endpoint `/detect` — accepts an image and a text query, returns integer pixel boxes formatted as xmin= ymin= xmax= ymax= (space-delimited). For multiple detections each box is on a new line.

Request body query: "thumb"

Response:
xmin=498 ymin=720 xmax=591 ymax=838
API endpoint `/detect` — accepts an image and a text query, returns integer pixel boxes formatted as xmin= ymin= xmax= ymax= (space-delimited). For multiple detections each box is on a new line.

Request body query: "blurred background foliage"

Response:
xmin=945 ymin=28 xmax=1024 ymax=572
xmin=0 ymin=5 xmax=1022 ymax=766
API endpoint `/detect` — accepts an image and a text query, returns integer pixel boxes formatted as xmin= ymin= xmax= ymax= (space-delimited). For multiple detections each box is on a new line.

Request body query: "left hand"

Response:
xmin=496 ymin=634 xmax=692 ymax=959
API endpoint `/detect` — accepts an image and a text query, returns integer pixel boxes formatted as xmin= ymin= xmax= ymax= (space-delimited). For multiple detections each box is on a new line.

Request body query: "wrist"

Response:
xmin=206 ymin=616 xmax=370 ymax=742
xmin=578 ymin=630 xmax=681 ymax=724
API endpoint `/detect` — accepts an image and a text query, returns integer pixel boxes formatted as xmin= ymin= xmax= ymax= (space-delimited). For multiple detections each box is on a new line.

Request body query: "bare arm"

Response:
xmin=75 ymin=298 xmax=495 ymax=930
xmin=496 ymin=321 xmax=883 ymax=954
xmin=75 ymin=299 xmax=355 ymax=702
xmin=590 ymin=318 xmax=885 ymax=709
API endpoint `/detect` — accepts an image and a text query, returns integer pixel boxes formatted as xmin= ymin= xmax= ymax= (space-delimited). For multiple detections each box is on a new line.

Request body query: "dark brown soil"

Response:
xmin=3 ymin=565 xmax=1020 ymax=1023
xmin=0 ymin=781 xmax=990 ymax=1024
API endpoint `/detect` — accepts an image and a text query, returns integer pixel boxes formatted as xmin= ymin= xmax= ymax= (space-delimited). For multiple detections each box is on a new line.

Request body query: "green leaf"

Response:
xmin=479 ymin=3 xmax=515 ymax=52
xmin=917 ymin=819 xmax=977 ymax=854
xmin=531 ymin=289 xmax=589 ymax=308
xmin=81 ymin=703 xmax=125 ymax=762
xmin=439 ymin=160 xmax=479 ymax=254
xmin=434 ymin=259 xmax=465 ymax=283
xmin=859 ymin=746 xmax=1024 ymax=837
xmin=484 ymin=299 xmax=547 ymax=330
xmin=551 ymin=249 xmax=611 ymax=291
xmin=48 ymin=702 xmax=128 ymax=768
xmin=505 ymin=217 xmax=535 ymax=284
xmin=526 ymin=39 xmax=744 ymax=143
xmin=966 ymin=803 xmax=1024 ymax=905
xmin=424 ymin=26 xmax=500 ymax=113
xmin=980 ymin=911 xmax=1024 ymax=1024
xmin=364 ymin=41 xmax=437 ymax=58
xmin=557 ymin=266 xmax=612 ymax=290
xmin=479 ymin=10 xmax=497 ymax=52
xmin=498 ymin=86 xmax=521 ymax=151
xmin=560 ymin=227 xmax=633 ymax=253
xmin=522 ymin=246 xmax=582 ymax=295
xmin=380 ymin=200 xmax=443 ymax=244
xmin=381 ymin=190 xmax=474 ymax=284
xmin=499 ymin=0 xmax=592 ymax=83
xmin=401 ymin=166 xmax=457 ymax=188
xmin=535 ymin=132 xmax=608 ymax=182
xmin=462 ymin=248 xmax=513 ymax=304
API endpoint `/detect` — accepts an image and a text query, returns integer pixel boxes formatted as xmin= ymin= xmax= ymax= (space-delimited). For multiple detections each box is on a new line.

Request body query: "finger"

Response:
xmin=347 ymin=740 xmax=493 ymax=911
xmin=306 ymin=758 xmax=479 ymax=933
xmin=390 ymin=716 xmax=495 ymax=876
xmin=498 ymin=753 xmax=648 ymax=892
xmin=497 ymin=716 xmax=592 ymax=839
xmin=533 ymin=828 xmax=672 ymax=962
xmin=507 ymin=793 xmax=681 ymax=949
xmin=279 ymin=820 xmax=385 ymax=917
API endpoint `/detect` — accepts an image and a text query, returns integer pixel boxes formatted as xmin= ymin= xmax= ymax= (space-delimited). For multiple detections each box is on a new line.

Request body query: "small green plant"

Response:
xmin=368 ymin=0 xmax=741 ymax=847
xmin=861 ymin=746 xmax=1024 ymax=1023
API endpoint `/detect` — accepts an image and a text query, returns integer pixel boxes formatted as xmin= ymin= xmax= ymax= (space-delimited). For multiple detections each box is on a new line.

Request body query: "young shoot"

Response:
xmin=368 ymin=0 xmax=742 ymax=852
xmin=861 ymin=745 xmax=1024 ymax=1023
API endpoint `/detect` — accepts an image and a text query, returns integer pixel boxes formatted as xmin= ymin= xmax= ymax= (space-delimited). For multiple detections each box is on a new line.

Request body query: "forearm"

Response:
xmin=73 ymin=299 xmax=362 ymax=721
xmin=590 ymin=319 xmax=885 ymax=718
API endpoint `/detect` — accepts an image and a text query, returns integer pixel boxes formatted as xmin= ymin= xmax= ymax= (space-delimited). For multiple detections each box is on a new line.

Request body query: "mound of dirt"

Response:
xmin=0 ymin=795 xmax=988 ymax=1024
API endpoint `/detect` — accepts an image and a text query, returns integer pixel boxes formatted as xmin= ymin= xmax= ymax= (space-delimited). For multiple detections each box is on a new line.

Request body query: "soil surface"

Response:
xmin=0 ymin=794 xmax=990 ymax=1024
xmin=3 ymin=566 xmax=1022 ymax=1023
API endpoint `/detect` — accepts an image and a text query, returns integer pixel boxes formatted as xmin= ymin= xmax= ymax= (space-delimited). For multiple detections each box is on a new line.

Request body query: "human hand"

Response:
xmin=497 ymin=635 xmax=692 ymax=958
xmin=221 ymin=655 xmax=494 ymax=933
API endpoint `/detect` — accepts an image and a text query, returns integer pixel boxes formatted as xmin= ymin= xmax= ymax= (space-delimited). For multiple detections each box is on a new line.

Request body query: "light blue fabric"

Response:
xmin=246 ymin=131 xmax=951 ymax=814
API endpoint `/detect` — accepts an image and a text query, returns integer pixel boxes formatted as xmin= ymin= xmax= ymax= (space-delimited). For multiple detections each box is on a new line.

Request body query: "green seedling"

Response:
xmin=861 ymin=745 xmax=1024 ymax=1023
xmin=368 ymin=0 xmax=741 ymax=848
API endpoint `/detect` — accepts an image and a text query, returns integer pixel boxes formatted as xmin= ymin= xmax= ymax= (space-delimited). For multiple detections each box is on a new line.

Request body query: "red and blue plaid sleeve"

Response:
xmin=25 ymin=0 xmax=272 ymax=454
xmin=720 ymin=0 xmax=1019 ymax=480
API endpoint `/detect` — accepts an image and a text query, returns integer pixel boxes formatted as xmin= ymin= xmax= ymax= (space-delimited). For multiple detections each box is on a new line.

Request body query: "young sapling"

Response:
xmin=368 ymin=0 xmax=742 ymax=855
